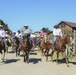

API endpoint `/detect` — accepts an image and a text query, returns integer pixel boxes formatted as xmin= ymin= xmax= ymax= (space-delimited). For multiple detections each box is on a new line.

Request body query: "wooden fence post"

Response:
xmin=74 ymin=30 xmax=76 ymax=55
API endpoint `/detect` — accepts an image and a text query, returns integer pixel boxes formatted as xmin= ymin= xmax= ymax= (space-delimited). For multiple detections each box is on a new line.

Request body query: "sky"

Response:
xmin=0 ymin=0 xmax=76 ymax=32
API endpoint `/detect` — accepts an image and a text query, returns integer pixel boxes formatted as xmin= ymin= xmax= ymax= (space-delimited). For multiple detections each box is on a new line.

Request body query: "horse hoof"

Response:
xmin=67 ymin=65 xmax=69 ymax=67
xmin=24 ymin=59 xmax=25 ymax=62
xmin=26 ymin=60 xmax=29 ymax=63
xmin=27 ymin=61 xmax=29 ymax=63
xmin=2 ymin=60 xmax=4 ymax=62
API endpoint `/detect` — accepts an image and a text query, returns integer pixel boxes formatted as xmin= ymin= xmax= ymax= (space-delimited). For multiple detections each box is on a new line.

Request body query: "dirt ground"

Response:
xmin=0 ymin=47 xmax=76 ymax=75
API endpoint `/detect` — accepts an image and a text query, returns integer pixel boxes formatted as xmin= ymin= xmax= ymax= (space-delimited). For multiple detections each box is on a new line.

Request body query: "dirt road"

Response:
xmin=0 ymin=47 xmax=76 ymax=75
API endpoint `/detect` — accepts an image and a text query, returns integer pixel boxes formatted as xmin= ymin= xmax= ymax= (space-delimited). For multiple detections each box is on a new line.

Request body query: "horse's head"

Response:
xmin=55 ymin=34 xmax=72 ymax=50
xmin=64 ymin=34 xmax=72 ymax=45
xmin=42 ymin=34 xmax=48 ymax=43
xmin=23 ymin=35 xmax=29 ymax=42
xmin=21 ymin=35 xmax=32 ymax=50
xmin=22 ymin=35 xmax=31 ymax=47
xmin=13 ymin=36 xmax=20 ymax=46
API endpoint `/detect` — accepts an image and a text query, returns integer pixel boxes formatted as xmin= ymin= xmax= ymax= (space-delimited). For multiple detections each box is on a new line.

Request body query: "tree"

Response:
xmin=41 ymin=27 xmax=51 ymax=34
xmin=0 ymin=19 xmax=12 ymax=34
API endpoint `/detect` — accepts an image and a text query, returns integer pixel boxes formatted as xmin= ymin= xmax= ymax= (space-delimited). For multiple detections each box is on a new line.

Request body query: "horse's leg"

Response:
xmin=40 ymin=49 xmax=43 ymax=56
xmin=51 ymin=50 xmax=54 ymax=62
xmin=26 ymin=52 xmax=29 ymax=63
xmin=64 ymin=50 xmax=69 ymax=67
xmin=0 ymin=50 xmax=3 ymax=61
xmin=45 ymin=50 xmax=49 ymax=61
xmin=56 ymin=51 xmax=59 ymax=64
xmin=1 ymin=50 xmax=5 ymax=62
xmin=3 ymin=49 xmax=6 ymax=62
xmin=16 ymin=47 xmax=18 ymax=56
xmin=18 ymin=48 xmax=20 ymax=56
xmin=12 ymin=44 xmax=14 ymax=51
xmin=42 ymin=49 xmax=46 ymax=56
xmin=6 ymin=46 xmax=8 ymax=53
xmin=24 ymin=53 xmax=26 ymax=62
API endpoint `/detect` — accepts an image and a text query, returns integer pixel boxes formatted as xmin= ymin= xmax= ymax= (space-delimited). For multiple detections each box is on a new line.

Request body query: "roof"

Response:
xmin=58 ymin=21 xmax=76 ymax=28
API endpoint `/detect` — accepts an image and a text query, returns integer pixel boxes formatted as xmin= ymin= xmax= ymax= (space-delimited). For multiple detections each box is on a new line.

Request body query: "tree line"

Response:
xmin=0 ymin=19 xmax=12 ymax=34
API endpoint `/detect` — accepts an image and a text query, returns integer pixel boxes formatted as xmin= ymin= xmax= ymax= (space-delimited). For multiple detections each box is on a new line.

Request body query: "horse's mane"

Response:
xmin=55 ymin=35 xmax=71 ymax=50
xmin=14 ymin=37 xmax=20 ymax=45
xmin=22 ymin=35 xmax=32 ymax=49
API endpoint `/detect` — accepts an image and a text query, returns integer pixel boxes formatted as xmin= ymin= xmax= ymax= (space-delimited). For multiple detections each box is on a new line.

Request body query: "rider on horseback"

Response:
xmin=15 ymin=30 xmax=23 ymax=47
xmin=0 ymin=24 xmax=7 ymax=47
xmin=24 ymin=24 xmax=32 ymax=39
xmin=23 ymin=24 xmax=32 ymax=45
xmin=52 ymin=25 xmax=63 ymax=50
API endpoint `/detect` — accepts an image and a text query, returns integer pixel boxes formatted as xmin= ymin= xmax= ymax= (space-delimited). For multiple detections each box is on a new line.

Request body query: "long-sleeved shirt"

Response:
xmin=40 ymin=30 xmax=46 ymax=37
xmin=53 ymin=28 xmax=62 ymax=37
xmin=24 ymin=28 xmax=31 ymax=34
xmin=15 ymin=32 xmax=22 ymax=39
xmin=0 ymin=29 xmax=6 ymax=38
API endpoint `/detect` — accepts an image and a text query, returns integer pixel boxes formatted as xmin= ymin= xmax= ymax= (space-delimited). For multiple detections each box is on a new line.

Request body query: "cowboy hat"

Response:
xmin=42 ymin=27 xmax=45 ymax=30
xmin=54 ymin=25 xmax=59 ymax=28
xmin=24 ymin=24 xmax=28 ymax=27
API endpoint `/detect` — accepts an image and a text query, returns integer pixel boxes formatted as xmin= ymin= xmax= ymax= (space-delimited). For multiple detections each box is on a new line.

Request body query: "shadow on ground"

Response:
xmin=8 ymin=50 xmax=15 ymax=53
xmin=29 ymin=58 xmax=42 ymax=64
xmin=52 ymin=58 xmax=76 ymax=65
xmin=4 ymin=59 xmax=20 ymax=64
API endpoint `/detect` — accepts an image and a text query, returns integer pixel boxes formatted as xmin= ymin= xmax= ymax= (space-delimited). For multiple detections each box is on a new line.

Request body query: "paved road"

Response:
xmin=0 ymin=47 xmax=76 ymax=75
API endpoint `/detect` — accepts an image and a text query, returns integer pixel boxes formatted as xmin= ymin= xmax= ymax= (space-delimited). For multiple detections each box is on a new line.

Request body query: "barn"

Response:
xmin=57 ymin=21 xmax=76 ymax=55
xmin=58 ymin=21 xmax=76 ymax=35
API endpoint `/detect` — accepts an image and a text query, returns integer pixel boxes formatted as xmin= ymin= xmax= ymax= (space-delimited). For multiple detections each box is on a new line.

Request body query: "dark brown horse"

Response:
xmin=51 ymin=35 xmax=72 ymax=67
xmin=21 ymin=35 xmax=33 ymax=63
xmin=5 ymin=37 xmax=11 ymax=53
xmin=13 ymin=37 xmax=20 ymax=56
xmin=0 ymin=38 xmax=6 ymax=62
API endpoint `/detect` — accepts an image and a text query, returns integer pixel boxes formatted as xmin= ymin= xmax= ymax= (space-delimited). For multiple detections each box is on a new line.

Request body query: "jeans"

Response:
xmin=52 ymin=36 xmax=57 ymax=49
xmin=2 ymin=38 xmax=7 ymax=44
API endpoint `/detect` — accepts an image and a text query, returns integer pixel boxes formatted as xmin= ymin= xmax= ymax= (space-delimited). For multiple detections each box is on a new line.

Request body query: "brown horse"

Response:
xmin=39 ymin=35 xmax=52 ymax=61
xmin=21 ymin=35 xmax=33 ymax=63
xmin=13 ymin=37 xmax=20 ymax=56
xmin=43 ymin=41 xmax=52 ymax=61
xmin=5 ymin=37 xmax=11 ymax=53
xmin=39 ymin=35 xmax=47 ymax=56
xmin=51 ymin=35 xmax=72 ymax=67
xmin=0 ymin=38 xmax=6 ymax=62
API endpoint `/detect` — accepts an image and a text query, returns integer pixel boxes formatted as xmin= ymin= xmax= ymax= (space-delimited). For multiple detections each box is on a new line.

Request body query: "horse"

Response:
xmin=0 ymin=37 xmax=6 ymax=62
xmin=51 ymin=34 xmax=72 ymax=67
xmin=39 ymin=35 xmax=47 ymax=56
xmin=13 ymin=37 xmax=20 ymax=56
xmin=5 ymin=37 xmax=11 ymax=53
xmin=21 ymin=35 xmax=33 ymax=63
xmin=39 ymin=34 xmax=52 ymax=61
